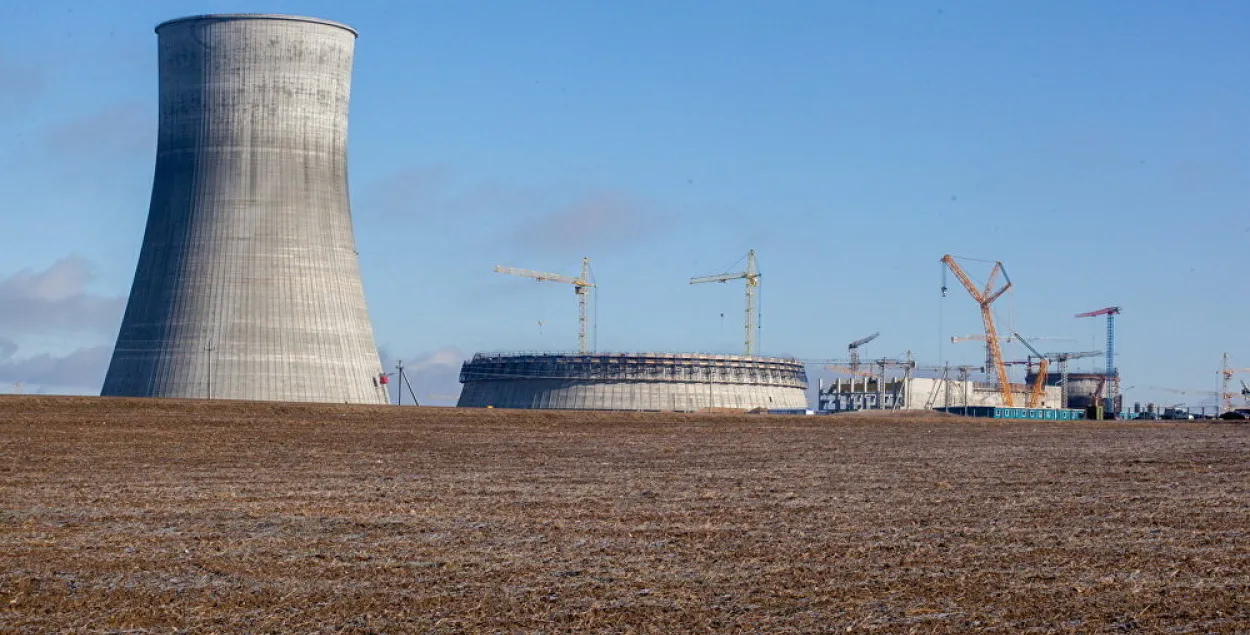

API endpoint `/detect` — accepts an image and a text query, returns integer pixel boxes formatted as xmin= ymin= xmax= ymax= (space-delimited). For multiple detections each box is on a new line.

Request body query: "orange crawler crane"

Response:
xmin=1013 ymin=332 xmax=1050 ymax=408
xmin=941 ymin=254 xmax=1014 ymax=407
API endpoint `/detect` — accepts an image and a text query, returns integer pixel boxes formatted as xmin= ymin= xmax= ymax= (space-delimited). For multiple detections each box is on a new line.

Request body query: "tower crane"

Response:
xmin=495 ymin=257 xmax=595 ymax=354
xmin=1076 ymin=306 xmax=1121 ymax=414
xmin=951 ymin=334 xmax=1073 ymax=344
xmin=1005 ymin=335 xmax=1102 ymax=409
xmin=1012 ymin=332 xmax=1050 ymax=408
xmin=847 ymin=332 xmax=879 ymax=372
xmin=941 ymin=254 xmax=1014 ymax=406
xmin=825 ymin=365 xmax=875 ymax=378
xmin=690 ymin=249 xmax=761 ymax=357
xmin=1218 ymin=353 xmax=1250 ymax=413
xmin=1045 ymin=349 xmax=1103 ymax=409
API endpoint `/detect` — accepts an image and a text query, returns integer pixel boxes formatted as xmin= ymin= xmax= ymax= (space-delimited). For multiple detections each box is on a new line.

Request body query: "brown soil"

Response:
xmin=1 ymin=396 xmax=1247 ymax=633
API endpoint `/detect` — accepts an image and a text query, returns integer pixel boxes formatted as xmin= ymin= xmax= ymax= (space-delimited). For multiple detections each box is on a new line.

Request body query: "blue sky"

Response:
xmin=1 ymin=1 xmax=1247 ymax=408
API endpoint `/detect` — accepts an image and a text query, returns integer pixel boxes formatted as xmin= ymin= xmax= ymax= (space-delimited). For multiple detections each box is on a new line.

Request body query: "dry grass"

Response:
xmin=1 ymin=396 xmax=1247 ymax=633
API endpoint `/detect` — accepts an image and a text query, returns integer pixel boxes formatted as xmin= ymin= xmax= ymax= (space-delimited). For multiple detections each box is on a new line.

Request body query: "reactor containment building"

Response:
xmin=457 ymin=352 xmax=809 ymax=411
xmin=102 ymin=14 xmax=389 ymax=404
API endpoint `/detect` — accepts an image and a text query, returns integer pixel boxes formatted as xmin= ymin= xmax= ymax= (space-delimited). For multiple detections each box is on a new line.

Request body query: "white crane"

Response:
xmin=690 ymin=250 xmax=760 ymax=357
xmin=495 ymin=257 xmax=595 ymax=354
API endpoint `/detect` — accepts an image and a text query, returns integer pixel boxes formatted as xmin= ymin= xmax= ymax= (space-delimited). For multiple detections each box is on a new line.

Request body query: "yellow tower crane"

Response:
xmin=690 ymin=249 xmax=761 ymax=357
xmin=1218 ymin=353 xmax=1250 ymax=414
xmin=941 ymin=254 xmax=1014 ymax=406
xmin=494 ymin=257 xmax=595 ymax=354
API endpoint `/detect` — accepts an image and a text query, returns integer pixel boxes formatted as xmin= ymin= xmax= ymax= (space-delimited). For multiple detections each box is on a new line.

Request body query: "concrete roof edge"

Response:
xmin=155 ymin=14 xmax=358 ymax=38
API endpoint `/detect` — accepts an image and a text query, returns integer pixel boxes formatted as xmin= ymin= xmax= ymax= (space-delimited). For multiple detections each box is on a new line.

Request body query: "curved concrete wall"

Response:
xmin=102 ymin=14 xmax=388 ymax=403
xmin=1026 ymin=372 xmax=1118 ymax=410
xmin=457 ymin=353 xmax=809 ymax=411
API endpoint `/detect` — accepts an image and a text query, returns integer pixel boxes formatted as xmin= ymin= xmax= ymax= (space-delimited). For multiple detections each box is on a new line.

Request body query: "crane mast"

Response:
xmin=1012 ymin=332 xmax=1052 ymax=408
xmin=1218 ymin=353 xmax=1250 ymax=414
xmin=690 ymin=249 xmax=761 ymax=357
xmin=1047 ymin=349 xmax=1102 ymax=409
xmin=494 ymin=257 xmax=595 ymax=354
xmin=1075 ymin=306 xmax=1121 ymax=414
xmin=941 ymin=255 xmax=1014 ymax=406
xmin=847 ymin=331 xmax=880 ymax=372
xmin=951 ymin=334 xmax=1072 ymax=344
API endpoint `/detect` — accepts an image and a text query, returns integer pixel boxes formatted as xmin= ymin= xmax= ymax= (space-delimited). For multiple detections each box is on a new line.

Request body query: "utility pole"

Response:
xmin=396 ymin=360 xmax=404 ymax=406
xmin=394 ymin=360 xmax=420 ymax=406
xmin=205 ymin=344 xmax=214 ymax=400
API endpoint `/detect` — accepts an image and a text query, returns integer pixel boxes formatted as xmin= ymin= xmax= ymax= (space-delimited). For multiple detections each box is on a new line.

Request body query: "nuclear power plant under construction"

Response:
xmin=102 ymin=14 xmax=389 ymax=404
xmin=85 ymin=12 xmax=1156 ymax=418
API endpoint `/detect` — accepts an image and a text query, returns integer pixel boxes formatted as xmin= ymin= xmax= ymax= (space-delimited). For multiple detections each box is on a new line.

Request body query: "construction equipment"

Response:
xmin=1076 ymin=306 xmax=1121 ymax=413
xmin=951 ymin=334 xmax=1073 ymax=344
xmin=1218 ymin=353 xmax=1250 ymax=413
xmin=825 ymin=365 xmax=875 ymax=378
xmin=495 ymin=257 xmax=596 ymax=354
xmin=691 ymin=250 xmax=761 ymax=357
xmin=941 ymin=254 xmax=1014 ymax=406
xmin=1046 ymin=350 xmax=1103 ymax=409
xmin=923 ymin=364 xmax=981 ymax=410
xmin=1012 ymin=332 xmax=1050 ymax=408
xmin=1151 ymin=385 xmax=1219 ymax=398
xmin=847 ymin=332 xmax=879 ymax=372
xmin=825 ymin=355 xmax=916 ymax=411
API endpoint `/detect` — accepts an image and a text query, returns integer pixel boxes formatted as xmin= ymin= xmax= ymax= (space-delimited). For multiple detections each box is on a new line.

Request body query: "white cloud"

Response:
xmin=0 ymin=256 xmax=126 ymax=336
xmin=0 ymin=345 xmax=112 ymax=393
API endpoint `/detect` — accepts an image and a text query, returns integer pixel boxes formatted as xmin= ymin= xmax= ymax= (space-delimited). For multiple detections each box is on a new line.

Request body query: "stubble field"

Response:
xmin=1 ymin=396 xmax=1247 ymax=633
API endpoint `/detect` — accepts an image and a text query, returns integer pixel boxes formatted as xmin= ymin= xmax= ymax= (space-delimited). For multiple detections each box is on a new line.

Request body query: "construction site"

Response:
xmin=457 ymin=251 xmax=816 ymax=413
xmin=460 ymin=249 xmax=1152 ymax=419
xmin=69 ymin=12 xmax=1247 ymax=422
xmin=4 ymin=10 xmax=1248 ymax=634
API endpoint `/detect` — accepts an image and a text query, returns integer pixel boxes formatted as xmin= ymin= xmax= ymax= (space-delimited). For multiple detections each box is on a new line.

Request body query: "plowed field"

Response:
xmin=1 ymin=396 xmax=1247 ymax=633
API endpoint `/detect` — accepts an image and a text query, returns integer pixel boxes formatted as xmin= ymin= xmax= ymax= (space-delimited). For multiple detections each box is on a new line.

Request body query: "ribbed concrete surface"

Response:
xmin=457 ymin=353 xmax=809 ymax=411
xmin=102 ymin=14 xmax=388 ymax=404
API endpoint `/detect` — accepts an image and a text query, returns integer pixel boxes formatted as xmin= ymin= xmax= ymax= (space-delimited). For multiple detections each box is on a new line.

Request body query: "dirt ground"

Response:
xmin=1 ymin=396 xmax=1247 ymax=633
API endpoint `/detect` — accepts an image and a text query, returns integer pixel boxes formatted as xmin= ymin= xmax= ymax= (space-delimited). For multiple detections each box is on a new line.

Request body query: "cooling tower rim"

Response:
xmin=469 ymin=351 xmax=806 ymax=365
xmin=156 ymin=14 xmax=358 ymax=38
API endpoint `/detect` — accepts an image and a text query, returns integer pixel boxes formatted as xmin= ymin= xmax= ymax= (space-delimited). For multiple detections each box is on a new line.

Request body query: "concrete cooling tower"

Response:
xmin=102 ymin=14 xmax=389 ymax=404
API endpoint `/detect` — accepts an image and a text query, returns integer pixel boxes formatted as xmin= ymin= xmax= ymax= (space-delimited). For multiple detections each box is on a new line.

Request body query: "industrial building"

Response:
xmin=458 ymin=352 xmax=809 ymax=411
xmin=818 ymin=375 xmax=1062 ymax=413
xmin=102 ymin=14 xmax=389 ymax=404
xmin=1025 ymin=371 xmax=1123 ymax=412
